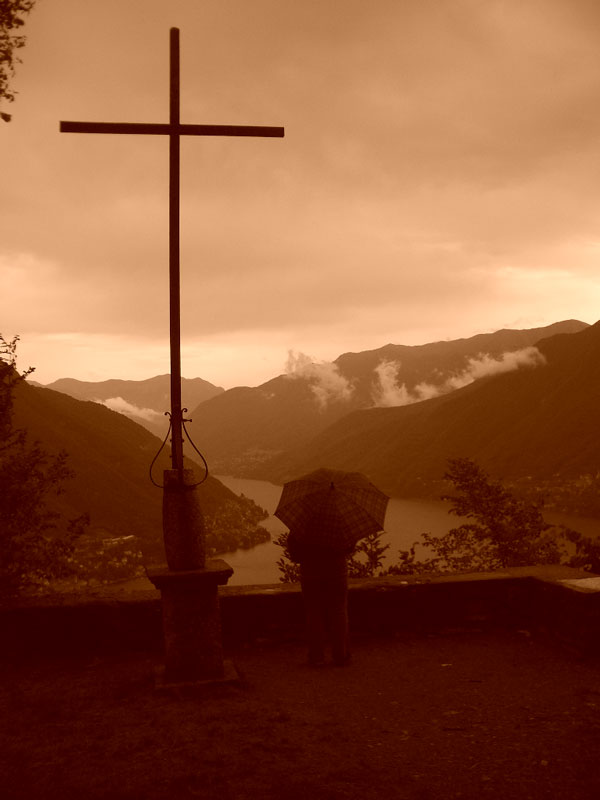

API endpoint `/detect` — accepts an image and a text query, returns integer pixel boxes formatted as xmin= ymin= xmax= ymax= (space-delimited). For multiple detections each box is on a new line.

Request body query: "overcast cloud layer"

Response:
xmin=2 ymin=0 xmax=600 ymax=387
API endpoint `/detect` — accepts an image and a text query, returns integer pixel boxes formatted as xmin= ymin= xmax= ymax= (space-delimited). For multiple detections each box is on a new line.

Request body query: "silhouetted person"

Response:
xmin=288 ymin=532 xmax=351 ymax=667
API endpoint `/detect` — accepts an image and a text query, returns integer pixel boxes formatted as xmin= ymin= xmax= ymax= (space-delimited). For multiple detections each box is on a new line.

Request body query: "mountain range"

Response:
xmin=264 ymin=321 xmax=600 ymax=514
xmin=43 ymin=375 xmax=223 ymax=437
xmin=38 ymin=318 xmax=599 ymax=517
xmin=184 ymin=319 xmax=587 ymax=475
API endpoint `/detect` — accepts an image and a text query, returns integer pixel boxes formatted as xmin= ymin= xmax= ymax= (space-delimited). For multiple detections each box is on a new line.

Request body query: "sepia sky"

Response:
xmin=2 ymin=0 xmax=600 ymax=388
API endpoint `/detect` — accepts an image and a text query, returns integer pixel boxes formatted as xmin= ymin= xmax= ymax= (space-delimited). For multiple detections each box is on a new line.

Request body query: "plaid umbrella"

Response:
xmin=274 ymin=468 xmax=389 ymax=553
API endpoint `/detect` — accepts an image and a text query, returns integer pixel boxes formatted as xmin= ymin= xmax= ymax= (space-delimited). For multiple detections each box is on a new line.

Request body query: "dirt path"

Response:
xmin=1 ymin=631 xmax=599 ymax=799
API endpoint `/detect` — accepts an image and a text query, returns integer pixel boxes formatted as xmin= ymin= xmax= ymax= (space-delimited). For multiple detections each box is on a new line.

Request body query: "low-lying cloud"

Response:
xmin=372 ymin=347 xmax=546 ymax=407
xmin=97 ymin=396 xmax=164 ymax=422
xmin=285 ymin=350 xmax=354 ymax=409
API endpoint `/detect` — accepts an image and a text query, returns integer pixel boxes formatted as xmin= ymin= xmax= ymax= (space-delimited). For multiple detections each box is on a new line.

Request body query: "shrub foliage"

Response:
xmin=0 ymin=334 xmax=88 ymax=597
xmin=390 ymin=457 xmax=600 ymax=576
xmin=276 ymin=457 xmax=600 ymax=582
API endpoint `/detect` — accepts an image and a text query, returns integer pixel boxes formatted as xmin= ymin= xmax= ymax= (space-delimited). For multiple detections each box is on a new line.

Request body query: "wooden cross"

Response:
xmin=60 ymin=27 xmax=284 ymax=477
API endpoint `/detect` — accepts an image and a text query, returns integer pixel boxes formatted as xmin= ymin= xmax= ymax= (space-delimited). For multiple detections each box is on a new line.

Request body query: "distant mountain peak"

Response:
xmin=43 ymin=375 xmax=224 ymax=437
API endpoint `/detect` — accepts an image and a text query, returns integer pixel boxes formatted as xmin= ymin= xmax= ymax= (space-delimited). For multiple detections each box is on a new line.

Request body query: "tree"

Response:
xmin=0 ymin=334 xmax=88 ymax=597
xmin=347 ymin=531 xmax=390 ymax=578
xmin=560 ymin=525 xmax=600 ymax=574
xmin=274 ymin=531 xmax=301 ymax=583
xmin=1 ymin=0 xmax=36 ymax=121
xmin=390 ymin=457 xmax=600 ymax=575
xmin=439 ymin=457 xmax=569 ymax=569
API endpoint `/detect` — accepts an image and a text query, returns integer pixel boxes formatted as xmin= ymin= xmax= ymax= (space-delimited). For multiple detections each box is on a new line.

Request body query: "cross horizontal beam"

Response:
xmin=59 ymin=27 xmax=284 ymax=477
xmin=60 ymin=121 xmax=284 ymax=137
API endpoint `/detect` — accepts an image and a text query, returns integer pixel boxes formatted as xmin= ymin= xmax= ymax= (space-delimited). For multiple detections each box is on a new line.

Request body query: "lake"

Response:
xmin=115 ymin=475 xmax=598 ymax=590
xmin=216 ymin=476 xmax=600 ymax=585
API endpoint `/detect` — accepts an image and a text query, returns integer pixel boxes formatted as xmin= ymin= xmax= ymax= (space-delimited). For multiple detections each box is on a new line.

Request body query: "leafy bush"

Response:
xmin=390 ymin=457 xmax=598 ymax=575
xmin=274 ymin=531 xmax=301 ymax=583
xmin=0 ymin=334 xmax=88 ymax=597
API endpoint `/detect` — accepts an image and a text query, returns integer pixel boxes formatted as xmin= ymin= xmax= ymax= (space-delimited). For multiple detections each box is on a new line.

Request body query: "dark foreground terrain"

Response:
xmin=1 ymin=630 xmax=599 ymax=799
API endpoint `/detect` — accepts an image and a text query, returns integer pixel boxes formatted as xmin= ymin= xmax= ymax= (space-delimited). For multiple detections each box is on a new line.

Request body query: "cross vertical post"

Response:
xmin=60 ymin=26 xmax=284 ymax=688
xmin=59 ymin=27 xmax=284 ymax=484
xmin=169 ymin=28 xmax=183 ymax=475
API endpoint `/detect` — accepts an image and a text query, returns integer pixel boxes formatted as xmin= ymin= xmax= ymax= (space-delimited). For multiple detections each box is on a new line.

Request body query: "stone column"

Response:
xmin=146 ymin=469 xmax=236 ymax=686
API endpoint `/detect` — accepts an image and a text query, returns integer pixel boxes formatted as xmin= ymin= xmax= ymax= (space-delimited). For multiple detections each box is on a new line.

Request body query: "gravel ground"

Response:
xmin=1 ymin=630 xmax=599 ymax=800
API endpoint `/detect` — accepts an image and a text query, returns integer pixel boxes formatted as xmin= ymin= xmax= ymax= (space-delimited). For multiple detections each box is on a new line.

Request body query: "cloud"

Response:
xmin=372 ymin=347 xmax=546 ymax=407
xmin=371 ymin=362 xmax=414 ymax=408
xmin=284 ymin=350 xmax=354 ymax=408
xmin=445 ymin=347 xmax=547 ymax=388
xmin=3 ymin=0 xmax=600 ymax=387
xmin=97 ymin=396 xmax=164 ymax=423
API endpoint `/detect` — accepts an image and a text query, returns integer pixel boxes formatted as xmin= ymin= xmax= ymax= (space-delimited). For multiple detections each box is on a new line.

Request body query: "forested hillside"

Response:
xmin=189 ymin=320 xmax=587 ymax=475
xmin=12 ymin=381 xmax=268 ymax=564
xmin=265 ymin=322 xmax=600 ymax=516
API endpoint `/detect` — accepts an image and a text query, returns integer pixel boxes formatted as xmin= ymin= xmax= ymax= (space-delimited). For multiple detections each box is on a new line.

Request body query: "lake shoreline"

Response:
xmin=215 ymin=476 xmax=599 ymax=586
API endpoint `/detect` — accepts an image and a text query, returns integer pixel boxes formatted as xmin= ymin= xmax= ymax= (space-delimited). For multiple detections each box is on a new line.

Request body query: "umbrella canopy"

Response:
xmin=274 ymin=468 xmax=389 ymax=554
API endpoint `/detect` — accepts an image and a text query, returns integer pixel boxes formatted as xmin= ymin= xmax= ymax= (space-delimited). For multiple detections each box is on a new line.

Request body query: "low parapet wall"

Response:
xmin=1 ymin=566 xmax=599 ymax=660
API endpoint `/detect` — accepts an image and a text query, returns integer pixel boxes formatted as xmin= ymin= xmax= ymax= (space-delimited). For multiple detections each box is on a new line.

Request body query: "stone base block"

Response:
xmin=146 ymin=560 xmax=233 ymax=685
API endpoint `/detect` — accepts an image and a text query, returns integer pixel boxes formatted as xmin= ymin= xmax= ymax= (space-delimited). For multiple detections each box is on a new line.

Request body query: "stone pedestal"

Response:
xmin=147 ymin=469 xmax=238 ymax=688
xmin=147 ymin=559 xmax=234 ymax=685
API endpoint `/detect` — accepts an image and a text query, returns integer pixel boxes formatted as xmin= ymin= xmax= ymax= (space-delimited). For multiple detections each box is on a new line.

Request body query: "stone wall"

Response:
xmin=1 ymin=565 xmax=599 ymax=660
